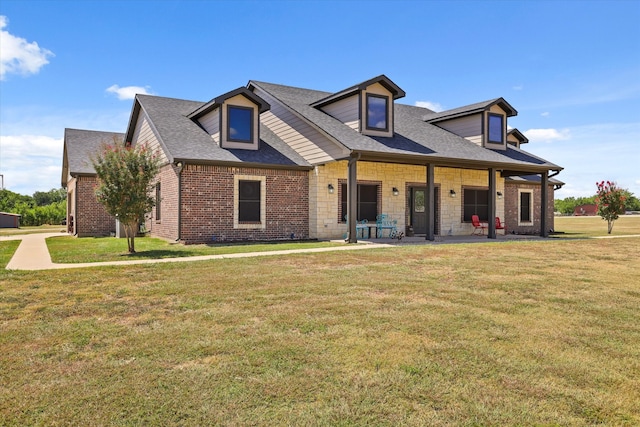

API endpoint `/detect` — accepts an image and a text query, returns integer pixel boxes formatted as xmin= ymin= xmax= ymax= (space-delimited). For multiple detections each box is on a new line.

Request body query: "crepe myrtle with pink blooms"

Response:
xmin=595 ymin=181 xmax=626 ymax=234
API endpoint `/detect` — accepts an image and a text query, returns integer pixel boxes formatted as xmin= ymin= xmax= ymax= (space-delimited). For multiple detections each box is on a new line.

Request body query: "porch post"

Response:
xmin=540 ymin=171 xmax=549 ymax=237
xmin=347 ymin=154 xmax=359 ymax=243
xmin=488 ymin=167 xmax=496 ymax=239
xmin=425 ymin=163 xmax=435 ymax=241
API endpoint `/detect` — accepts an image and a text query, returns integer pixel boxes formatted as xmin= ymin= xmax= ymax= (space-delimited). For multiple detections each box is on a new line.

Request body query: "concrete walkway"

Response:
xmin=2 ymin=233 xmax=395 ymax=271
xmin=4 ymin=232 xmax=638 ymax=272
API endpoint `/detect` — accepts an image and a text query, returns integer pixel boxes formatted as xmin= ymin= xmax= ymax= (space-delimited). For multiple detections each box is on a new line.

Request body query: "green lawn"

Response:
xmin=554 ymin=214 xmax=640 ymax=237
xmin=1 ymin=237 xmax=639 ymax=425
xmin=0 ymin=224 xmax=64 ymax=236
xmin=46 ymin=236 xmax=346 ymax=263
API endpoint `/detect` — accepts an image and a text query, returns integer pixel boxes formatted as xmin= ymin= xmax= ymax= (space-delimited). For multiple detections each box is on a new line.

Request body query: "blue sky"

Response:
xmin=1 ymin=0 xmax=639 ymax=199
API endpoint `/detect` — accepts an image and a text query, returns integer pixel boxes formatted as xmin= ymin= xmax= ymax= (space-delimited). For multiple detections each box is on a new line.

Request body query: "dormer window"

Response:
xmin=488 ymin=113 xmax=504 ymax=144
xmin=228 ymin=105 xmax=253 ymax=143
xmin=187 ymin=87 xmax=270 ymax=151
xmin=366 ymin=94 xmax=389 ymax=131
xmin=310 ymin=75 xmax=405 ymax=138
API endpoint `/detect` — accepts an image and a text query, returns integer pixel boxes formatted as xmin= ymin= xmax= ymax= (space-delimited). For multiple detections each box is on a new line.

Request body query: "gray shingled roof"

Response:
xmin=423 ymin=98 xmax=517 ymax=123
xmin=250 ymin=81 xmax=561 ymax=172
xmin=131 ymin=95 xmax=310 ymax=168
xmin=62 ymin=128 xmax=124 ymax=186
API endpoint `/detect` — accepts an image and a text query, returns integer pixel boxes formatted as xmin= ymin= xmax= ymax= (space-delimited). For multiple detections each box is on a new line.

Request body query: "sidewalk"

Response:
xmin=6 ymin=232 xmax=637 ymax=272
xmin=2 ymin=233 xmax=394 ymax=271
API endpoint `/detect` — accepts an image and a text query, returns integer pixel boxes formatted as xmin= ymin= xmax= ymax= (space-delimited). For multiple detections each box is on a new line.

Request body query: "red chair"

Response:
xmin=495 ymin=217 xmax=505 ymax=232
xmin=471 ymin=215 xmax=488 ymax=235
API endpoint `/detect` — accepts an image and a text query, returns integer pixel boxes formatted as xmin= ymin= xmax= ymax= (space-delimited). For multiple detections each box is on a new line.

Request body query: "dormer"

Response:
xmin=424 ymin=97 xmax=517 ymax=151
xmin=188 ymin=87 xmax=269 ymax=150
xmin=507 ymin=128 xmax=529 ymax=149
xmin=311 ymin=75 xmax=406 ymax=138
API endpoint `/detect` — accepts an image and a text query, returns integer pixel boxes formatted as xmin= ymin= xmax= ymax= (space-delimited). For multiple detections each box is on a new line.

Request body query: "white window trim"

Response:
xmin=234 ymin=175 xmax=266 ymax=229
xmin=518 ymin=189 xmax=534 ymax=226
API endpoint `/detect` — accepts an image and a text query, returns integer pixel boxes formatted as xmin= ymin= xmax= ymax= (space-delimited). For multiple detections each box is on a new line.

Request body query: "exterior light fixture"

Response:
xmin=328 ymin=183 xmax=334 ymax=194
xmin=392 ymin=187 xmax=399 ymax=196
xmin=175 ymin=161 xmax=183 ymax=168
xmin=497 ymin=191 xmax=503 ymax=199
xmin=450 ymin=189 xmax=456 ymax=197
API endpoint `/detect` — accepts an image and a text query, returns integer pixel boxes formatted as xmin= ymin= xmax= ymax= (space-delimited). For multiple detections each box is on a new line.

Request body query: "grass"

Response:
xmin=46 ymin=236 xmax=346 ymax=263
xmin=1 ymin=236 xmax=639 ymax=425
xmin=0 ymin=224 xmax=64 ymax=236
xmin=0 ymin=241 xmax=20 ymax=269
xmin=554 ymin=214 xmax=640 ymax=238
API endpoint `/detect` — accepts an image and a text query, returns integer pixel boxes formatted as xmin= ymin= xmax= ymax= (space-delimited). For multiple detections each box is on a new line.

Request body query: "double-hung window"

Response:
xmin=227 ymin=105 xmax=253 ymax=143
xmin=366 ymin=94 xmax=389 ymax=131
xmin=463 ymin=188 xmax=489 ymax=222
xmin=238 ymin=180 xmax=261 ymax=222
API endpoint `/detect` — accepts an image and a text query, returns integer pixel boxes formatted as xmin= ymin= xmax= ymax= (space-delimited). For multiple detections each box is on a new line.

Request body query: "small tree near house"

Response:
xmin=595 ymin=180 xmax=626 ymax=234
xmin=92 ymin=138 xmax=160 ymax=253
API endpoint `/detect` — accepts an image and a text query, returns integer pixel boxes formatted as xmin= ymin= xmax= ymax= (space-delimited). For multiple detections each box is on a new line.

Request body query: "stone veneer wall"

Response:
xmin=310 ymin=161 xmax=505 ymax=240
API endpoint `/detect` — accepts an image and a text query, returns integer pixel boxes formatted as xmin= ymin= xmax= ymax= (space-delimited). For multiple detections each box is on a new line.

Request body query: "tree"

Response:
xmin=621 ymin=189 xmax=640 ymax=211
xmin=33 ymin=188 xmax=66 ymax=206
xmin=92 ymin=138 xmax=160 ymax=253
xmin=595 ymin=181 xmax=626 ymax=234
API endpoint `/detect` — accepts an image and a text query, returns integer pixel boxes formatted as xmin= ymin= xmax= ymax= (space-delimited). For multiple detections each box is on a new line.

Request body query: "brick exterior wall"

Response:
xmin=146 ymin=164 xmax=180 ymax=241
xmin=152 ymin=164 xmax=309 ymax=244
xmin=75 ymin=175 xmax=114 ymax=237
xmin=504 ymin=182 xmax=555 ymax=234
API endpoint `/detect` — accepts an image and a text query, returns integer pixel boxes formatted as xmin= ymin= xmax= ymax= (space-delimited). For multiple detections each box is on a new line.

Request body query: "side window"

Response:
xmin=519 ymin=190 xmax=533 ymax=224
xmin=227 ymin=105 xmax=253 ymax=143
xmin=488 ymin=113 xmax=504 ymax=144
xmin=155 ymin=183 xmax=161 ymax=221
xmin=238 ymin=180 xmax=261 ymax=222
xmin=463 ymin=188 xmax=489 ymax=222
xmin=366 ymin=94 xmax=389 ymax=131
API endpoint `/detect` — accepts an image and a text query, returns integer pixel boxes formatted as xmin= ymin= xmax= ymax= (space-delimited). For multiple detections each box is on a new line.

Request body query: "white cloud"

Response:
xmin=530 ymin=122 xmax=640 ymax=198
xmin=523 ymin=128 xmax=571 ymax=143
xmin=0 ymin=134 xmax=64 ymax=194
xmin=0 ymin=15 xmax=54 ymax=80
xmin=106 ymin=84 xmax=154 ymax=100
xmin=415 ymin=101 xmax=444 ymax=112
xmin=541 ymin=112 xmax=550 ymax=117
xmin=513 ymin=85 xmax=523 ymax=91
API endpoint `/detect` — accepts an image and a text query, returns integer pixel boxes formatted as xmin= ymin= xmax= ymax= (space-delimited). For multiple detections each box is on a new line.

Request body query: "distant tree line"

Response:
xmin=554 ymin=188 xmax=640 ymax=215
xmin=0 ymin=188 xmax=66 ymax=226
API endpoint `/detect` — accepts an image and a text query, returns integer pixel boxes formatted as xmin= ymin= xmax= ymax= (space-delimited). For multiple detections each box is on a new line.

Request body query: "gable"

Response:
xmin=130 ymin=110 xmax=169 ymax=163
xmin=61 ymin=128 xmax=125 ymax=187
xmin=320 ymin=94 xmax=359 ymax=131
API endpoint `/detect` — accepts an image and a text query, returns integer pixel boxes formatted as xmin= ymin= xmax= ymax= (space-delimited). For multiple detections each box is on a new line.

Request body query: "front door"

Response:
xmin=410 ymin=187 xmax=439 ymax=235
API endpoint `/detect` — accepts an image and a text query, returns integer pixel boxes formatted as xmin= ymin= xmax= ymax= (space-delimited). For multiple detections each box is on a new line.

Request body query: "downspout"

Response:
xmin=74 ymin=179 xmax=78 ymax=236
xmin=175 ymin=161 xmax=184 ymax=242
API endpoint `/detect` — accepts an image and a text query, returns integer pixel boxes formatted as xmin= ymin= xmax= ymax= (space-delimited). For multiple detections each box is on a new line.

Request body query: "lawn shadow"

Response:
xmin=120 ymin=250 xmax=200 ymax=259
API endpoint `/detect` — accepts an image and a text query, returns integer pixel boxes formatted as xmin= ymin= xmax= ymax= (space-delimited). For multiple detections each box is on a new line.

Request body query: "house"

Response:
xmin=61 ymin=75 xmax=563 ymax=243
xmin=0 ymin=212 xmax=21 ymax=228
xmin=574 ymin=204 xmax=598 ymax=216
xmin=62 ymin=128 xmax=124 ymax=236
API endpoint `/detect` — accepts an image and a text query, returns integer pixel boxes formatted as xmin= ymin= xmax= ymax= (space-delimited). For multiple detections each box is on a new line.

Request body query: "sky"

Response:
xmin=1 ymin=0 xmax=639 ymax=200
